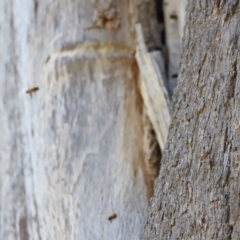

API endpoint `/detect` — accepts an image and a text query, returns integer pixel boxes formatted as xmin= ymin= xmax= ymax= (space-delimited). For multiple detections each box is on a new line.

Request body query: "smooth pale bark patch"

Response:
xmin=0 ymin=0 xmax=168 ymax=239
xmin=29 ymin=48 xmax=150 ymax=240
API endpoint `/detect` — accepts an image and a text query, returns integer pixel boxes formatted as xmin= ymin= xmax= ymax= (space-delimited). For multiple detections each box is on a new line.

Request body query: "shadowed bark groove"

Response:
xmin=142 ymin=1 xmax=240 ymax=239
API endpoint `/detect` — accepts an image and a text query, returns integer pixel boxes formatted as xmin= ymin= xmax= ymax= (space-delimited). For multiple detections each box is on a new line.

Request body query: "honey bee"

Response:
xmin=108 ymin=213 xmax=117 ymax=222
xmin=26 ymin=87 xmax=39 ymax=97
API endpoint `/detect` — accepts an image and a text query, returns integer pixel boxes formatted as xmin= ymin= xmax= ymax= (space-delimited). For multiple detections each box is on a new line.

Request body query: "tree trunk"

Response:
xmin=0 ymin=0 xmax=168 ymax=239
xmin=142 ymin=0 xmax=240 ymax=239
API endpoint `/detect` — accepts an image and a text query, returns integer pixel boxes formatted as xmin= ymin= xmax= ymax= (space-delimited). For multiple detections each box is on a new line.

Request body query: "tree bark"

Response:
xmin=142 ymin=0 xmax=240 ymax=239
xmin=0 ymin=0 xmax=166 ymax=239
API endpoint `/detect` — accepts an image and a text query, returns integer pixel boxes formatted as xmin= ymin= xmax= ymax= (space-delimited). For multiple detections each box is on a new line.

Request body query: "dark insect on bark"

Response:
xmin=26 ymin=87 xmax=39 ymax=97
xmin=108 ymin=213 xmax=117 ymax=222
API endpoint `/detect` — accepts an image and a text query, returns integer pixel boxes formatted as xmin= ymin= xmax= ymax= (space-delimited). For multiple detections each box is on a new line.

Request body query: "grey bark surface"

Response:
xmin=0 ymin=0 xmax=165 ymax=240
xmin=142 ymin=1 xmax=240 ymax=239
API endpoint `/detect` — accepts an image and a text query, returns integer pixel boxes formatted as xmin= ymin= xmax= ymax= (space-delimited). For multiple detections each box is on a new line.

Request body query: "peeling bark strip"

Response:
xmin=135 ymin=24 xmax=171 ymax=150
xmin=142 ymin=0 xmax=240 ymax=239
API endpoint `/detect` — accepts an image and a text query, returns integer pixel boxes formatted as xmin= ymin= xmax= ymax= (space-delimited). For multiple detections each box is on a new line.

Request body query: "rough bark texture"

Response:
xmin=142 ymin=0 xmax=240 ymax=239
xmin=0 ymin=0 xmax=166 ymax=239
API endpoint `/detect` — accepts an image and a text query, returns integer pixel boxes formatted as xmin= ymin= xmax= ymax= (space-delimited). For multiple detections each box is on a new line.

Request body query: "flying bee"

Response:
xmin=26 ymin=87 xmax=39 ymax=97
xmin=108 ymin=213 xmax=117 ymax=222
